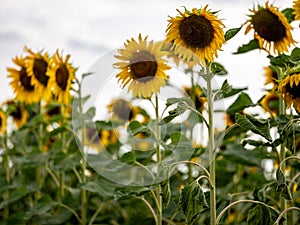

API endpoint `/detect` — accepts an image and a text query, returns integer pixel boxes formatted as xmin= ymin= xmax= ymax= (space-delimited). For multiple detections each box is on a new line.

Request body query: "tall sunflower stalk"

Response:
xmin=166 ymin=5 xmax=225 ymax=224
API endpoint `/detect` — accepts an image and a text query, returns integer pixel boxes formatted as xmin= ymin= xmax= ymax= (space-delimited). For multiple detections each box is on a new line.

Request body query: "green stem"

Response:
xmin=155 ymin=94 xmax=162 ymax=225
xmin=206 ymin=66 xmax=216 ymax=225
xmin=278 ymin=70 xmax=287 ymax=225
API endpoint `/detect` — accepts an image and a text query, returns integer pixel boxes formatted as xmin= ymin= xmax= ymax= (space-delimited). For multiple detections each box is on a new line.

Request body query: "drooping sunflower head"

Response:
xmin=166 ymin=5 xmax=225 ymax=65
xmin=107 ymin=98 xmax=139 ymax=122
xmin=278 ymin=72 xmax=300 ymax=112
xmin=25 ymin=47 xmax=52 ymax=102
xmin=261 ymin=92 xmax=280 ymax=115
xmin=114 ymin=34 xmax=170 ymax=98
xmin=244 ymin=1 xmax=296 ymax=55
xmin=4 ymin=100 xmax=28 ymax=128
xmin=0 ymin=109 xmax=7 ymax=135
xmin=48 ymin=50 xmax=77 ymax=105
xmin=293 ymin=0 xmax=300 ymax=20
xmin=183 ymin=85 xmax=207 ymax=111
xmin=7 ymin=56 xmax=40 ymax=104
xmin=264 ymin=66 xmax=278 ymax=87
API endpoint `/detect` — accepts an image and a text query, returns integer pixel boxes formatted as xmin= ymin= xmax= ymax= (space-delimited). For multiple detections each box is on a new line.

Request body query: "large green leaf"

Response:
xmin=235 ymin=113 xmax=272 ymax=141
xmin=276 ymin=169 xmax=292 ymax=200
xmin=179 ymin=181 xmax=208 ymax=225
xmin=247 ymin=204 xmax=280 ymax=225
xmin=226 ymin=92 xmax=254 ymax=114
xmin=225 ymin=26 xmax=242 ymax=41
xmin=234 ymin=39 xmax=260 ymax=54
xmin=24 ymin=195 xmax=55 ymax=220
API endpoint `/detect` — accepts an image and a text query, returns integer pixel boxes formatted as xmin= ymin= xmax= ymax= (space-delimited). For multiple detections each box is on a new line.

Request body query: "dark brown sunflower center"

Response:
xmin=113 ymin=100 xmax=134 ymax=121
xmin=0 ymin=116 xmax=2 ymax=127
xmin=33 ymin=58 xmax=49 ymax=86
xmin=285 ymin=79 xmax=300 ymax=98
xmin=55 ymin=63 xmax=69 ymax=91
xmin=130 ymin=51 xmax=157 ymax=82
xmin=10 ymin=106 xmax=22 ymax=120
xmin=251 ymin=9 xmax=286 ymax=42
xmin=20 ymin=66 xmax=34 ymax=91
xmin=47 ymin=106 xmax=61 ymax=116
xmin=179 ymin=14 xmax=214 ymax=48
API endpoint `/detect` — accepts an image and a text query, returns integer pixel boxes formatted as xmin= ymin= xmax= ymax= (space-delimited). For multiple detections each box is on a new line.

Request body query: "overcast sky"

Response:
xmin=0 ymin=0 xmax=298 ymax=108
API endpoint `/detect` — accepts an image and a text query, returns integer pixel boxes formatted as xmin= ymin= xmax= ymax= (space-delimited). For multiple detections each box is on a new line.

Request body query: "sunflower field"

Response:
xmin=1 ymin=1 xmax=300 ymax=225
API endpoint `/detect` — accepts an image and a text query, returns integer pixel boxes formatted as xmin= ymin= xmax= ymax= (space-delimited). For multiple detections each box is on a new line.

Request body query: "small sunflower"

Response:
xmin=47 ymin=50 xmax=76 ymax=105
xmin=264 ymin=66 xmax=278 ymax=86
xmin=84 ymin=127 xmax=110 ymax=152
xmin=25 ymin=47 xmax=52 ymax=101
xmin=166 ymin=5 xmax=225 ymax=65
xmin=278 ymin=73 xmax=300 ymax=112
xmin=293 ymin=0 xmax=300 ymax=20
xmin=244 ymin=1 xmax=296 ymax=55
xmin=7 ymin=56 xmax=40 ymax=104
xmin=261 ymin=92 xmax=279 ymax=115
xmin=183 ymin=85 xmax=207 ymax=111
xmin=114 ymin=34 xmax=170 ymax=98
xmin=0 ymin=110 xmax=7 ymax=135
xmin=107 ymin=98 xmax=140 ymax=122
xmin=4 ymin=100 xmax=28 ymax=128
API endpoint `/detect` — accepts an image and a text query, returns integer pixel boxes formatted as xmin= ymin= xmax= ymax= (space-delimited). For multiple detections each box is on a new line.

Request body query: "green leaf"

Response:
xmin=211 ymin=62 xmax=227 ymax=75
xmin=24 ymin=195 xmax=55 ymax=220
xmin=166 ymin=97 xmax=192 ymax=107
xmin=160 ymin=102 xmax=188 ymax=124
xmin=276 ymin=169 xmax=293 ymax=200
xmin=234 ymin=39 xmax=260 ymax=54
xmin=120 ymin=151 xmax=136 ymax=164
xmin=226 ymin=92 xmax=254 ymax=114
xmin=220 ymin=79 xmax=232 ymax=94
xmin=291 ymin=47 xmax=300 ymax=61
xmin=179 ymin=181 xmax=208 ymax=225
xmin=281 ymin=8 xmax=295 ymax=23
xmin=235 ymin=113 xmax=272 ymax=141
xmin=128 ymin=120 xmax=149 ymax=136
xmin=247 ymin=204 xmax=279 ymax=225
xmin=225 ymin=26 xmax=242 ymax=41
xmin=0 ymin=186 xmax=33 ymax=210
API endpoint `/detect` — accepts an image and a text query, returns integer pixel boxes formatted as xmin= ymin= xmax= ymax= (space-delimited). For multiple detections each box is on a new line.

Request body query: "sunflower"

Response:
xmin=225 ymin=111 xmax=245 ymax=127
xmin=183 ymin=85 xmax=207 ymax=111
xmin=7 ymin=56 xmax=40 ymax=104
xmin=278 ymin=73 xmax=300 ymax=112
xmin=244 ymin=1 xmax=296 ymax=55
xmin=0 ymin=110 xmax=7 ymax=135
xmin=261 ymin=92 xmax=279 ymax=115
xmin=4 ymin=100 xmax=28 ymax=128
xmin=114 ymin=34 xmax=170 ymax=98
xmin=25 ymin=47 xmax=52 ymax=102
xmin=47 ymin=50 xmax=76 ymax=105
xmin=293 ymin=0 xmax=300 ymax=20
xmin=264 ymin=66 xmax=278 ymax=87
xmin=84 ymin=127 xmax=111 ymax=152
xmin=166 ymin=5 xmax=225 ymax=65
xmin=107 ymin=98 xmax=141 ymax=122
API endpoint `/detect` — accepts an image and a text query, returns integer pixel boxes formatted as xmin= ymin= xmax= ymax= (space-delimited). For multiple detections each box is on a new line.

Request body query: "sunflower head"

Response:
xmin=244 ymin=1 xmax=296 ymax=55
xmin=0 ymin=110 xmax=7 ymax=135
xmin=48 ymin=50 xmax=76 ymax=105
xmin=7 ymin=56 xmax=40 ymax=104
xmin=293 ymin=0 xmax=300 ymax=20
xmin=84 ymin=127 xmax=110 ymax=152
xmin=4 ymin=100 xmax=28 ymax=128
xmin=264 ymin=66 xmax=278 ymax=87
xmin=25 ymin=47 xmax=52 ymax=101
xmin=166 ymin=5 xmax=225 ymax=65
xmin=114 ymin=34 xmax=170 ymax=98
xmin=183 ymin=85 xmax=207 ymax=111
xmin=108 ymin=98 xmax=139 ymax=122
xmin=278 ymin=72 xmax=300 ymax=112
xmin=261 ymin=92 xmax=280 ymax=115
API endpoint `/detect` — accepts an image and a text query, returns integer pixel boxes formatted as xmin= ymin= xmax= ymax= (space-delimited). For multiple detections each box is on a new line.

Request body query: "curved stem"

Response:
xmin=279 ymin=156 xmax=300 ymax=170
xmin=274 ymin=207 xmax=300 ymax=225
xmin=289 ymin=172 xmax=300 ymax=189
xmin=58 ymin=202 xmax=82 ymax=223
xmin=216 ymin=200 xmax=277 ymax=224
xmin=171 ymin=161 xmax=210 ymax=177
xmin=138 ymin=196 xmax=158 ymax=225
